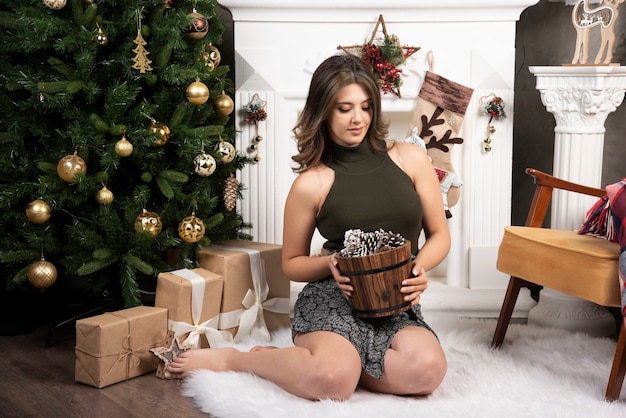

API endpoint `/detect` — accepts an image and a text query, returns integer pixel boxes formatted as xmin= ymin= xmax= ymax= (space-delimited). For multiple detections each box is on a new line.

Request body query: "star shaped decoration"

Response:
xmin=150 ymin=330 xmax=193 ymax=379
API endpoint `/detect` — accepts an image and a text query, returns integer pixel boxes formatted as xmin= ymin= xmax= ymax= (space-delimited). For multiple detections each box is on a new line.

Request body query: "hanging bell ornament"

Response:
xmin=26 ymin=199 xmax=51 ymax=224
xmin=252 ymin=154 xmax=262 ymax=164
xmin=149 ymin=119 xmax=171 ymax=146
xmin=199 ymin=43 xmax=221 ymax=70
xmin=183 ymin=11 xmax=208 ymax=40
xmin=115 ymin=135 xmax=133 ymax=157
xmin=96 ymin=185 xmax=114 ymax=205
xmin=95 ymin=26 xmax=108 ymax=46
xmin=27 ymin=257 xmax=57 ymax=289
xmin=163 ymin=0 xmax=175 ymax=10
xmin=214 ymin=92 xmax=234 ymax=116
xmin=194 ymin=152 xmax=217 ymax=177
xmin=186 ymin=78 xmax=210 ymax=105
xmin=57 ymin=152 xmax=87 ymax=183
xmin=43 ymin=0 xmax=67 ymax=10
xmin=215 ymin=139 xmax=236 ymax=163
xmin=134 ymin=209 xmax=163 ymax=237
xmin=178 ymin=213 xmax=205 ymax=243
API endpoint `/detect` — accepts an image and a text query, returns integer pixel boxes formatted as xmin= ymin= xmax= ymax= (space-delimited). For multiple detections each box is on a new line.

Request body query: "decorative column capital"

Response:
xmin=529 ymin=66 xmax=626 ymax=134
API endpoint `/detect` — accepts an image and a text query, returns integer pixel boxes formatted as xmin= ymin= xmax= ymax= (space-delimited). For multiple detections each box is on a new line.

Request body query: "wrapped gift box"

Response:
xmin=155 ymin=268 xmax=226 ymax=348
xmin=75 ymin=306 xmax=168 ymax=388
xmin=198 ymin=240 xmax=291 ymax=341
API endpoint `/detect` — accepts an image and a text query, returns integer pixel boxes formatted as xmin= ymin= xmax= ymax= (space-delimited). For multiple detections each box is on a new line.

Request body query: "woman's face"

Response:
xmin=327 ymin=83 xmax=372 ymax=147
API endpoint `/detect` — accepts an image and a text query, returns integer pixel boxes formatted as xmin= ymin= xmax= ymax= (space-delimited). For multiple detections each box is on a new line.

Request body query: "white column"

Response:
xmin=527 ymin=66 xmax=626 ymax=337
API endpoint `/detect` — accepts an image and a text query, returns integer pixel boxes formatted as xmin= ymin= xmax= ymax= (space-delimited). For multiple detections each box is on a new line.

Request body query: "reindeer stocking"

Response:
xmin=406 ymin=70 xmax=473 ymax=217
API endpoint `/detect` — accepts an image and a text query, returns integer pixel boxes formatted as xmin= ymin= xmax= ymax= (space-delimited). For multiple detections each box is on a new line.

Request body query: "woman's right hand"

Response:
xmin=329 ymin=253 xmax=353 ymax=299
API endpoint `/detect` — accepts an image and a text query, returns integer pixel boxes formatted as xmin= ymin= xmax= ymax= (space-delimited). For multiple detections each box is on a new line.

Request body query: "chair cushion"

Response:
xmin=497 ymin=226 xmax=621 ymax=307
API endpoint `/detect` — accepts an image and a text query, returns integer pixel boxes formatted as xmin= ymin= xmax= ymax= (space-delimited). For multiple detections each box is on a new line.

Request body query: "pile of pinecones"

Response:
xmin=339 ymin=228 xmax=406 ymax=258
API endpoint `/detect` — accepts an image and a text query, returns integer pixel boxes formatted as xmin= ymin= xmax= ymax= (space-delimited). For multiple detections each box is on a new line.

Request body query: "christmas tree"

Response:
xmin=0 ymin=0 xmax=250 ymax=311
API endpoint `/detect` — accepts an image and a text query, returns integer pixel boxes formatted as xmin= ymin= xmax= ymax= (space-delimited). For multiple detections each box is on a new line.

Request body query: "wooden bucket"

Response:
xmin=336 ymin=242 xmax=412 ymax=319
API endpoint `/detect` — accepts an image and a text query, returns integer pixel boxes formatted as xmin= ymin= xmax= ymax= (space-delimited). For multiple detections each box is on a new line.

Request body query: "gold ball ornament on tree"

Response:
xmin=215 ymin=139 xmax=236 ymax=163
xmin=178 ymin=213 xmax=205 ymax=243
xmin=194 ymin=152 xmax=217 ymax=177
xmin=183 ymin=12 xmax=209 ymax=40
xmin=96 ymin=185 xmax=114 ymax=205
xmin=25 ymin=199 xmax=51 ymax=224
xmin=28 ymin=257 xmax=57 ymax=289
xmin=95 ymin=26 xmax=108 ymax=46
xmin=57 ymin=152 xmax=87 ymax=183
xmin=199 ymin=43 xmax=221 ymax=70
xmin=115 ymin=135 xmax=133 ymax=157
xmin=134 ymin=209 xmax=163 ymax=237
xmin=186 ymin=79 xmax=210 ymax=105
xmin=214 ymin=92 xmax=234 ymax=116
xmin=43 ymin=0 xmax=67 ymax=10
xmin=149 ymin=119 xmax=171 ymax=146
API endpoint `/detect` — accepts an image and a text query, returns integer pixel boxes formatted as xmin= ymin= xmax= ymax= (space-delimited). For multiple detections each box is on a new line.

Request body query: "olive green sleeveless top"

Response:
xmin=316 ymin=139 xmax=423 ymax=255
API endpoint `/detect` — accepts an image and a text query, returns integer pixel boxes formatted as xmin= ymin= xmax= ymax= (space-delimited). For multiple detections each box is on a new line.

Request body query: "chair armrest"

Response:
xmin=523 ymin=168 xmax=606 ymax=228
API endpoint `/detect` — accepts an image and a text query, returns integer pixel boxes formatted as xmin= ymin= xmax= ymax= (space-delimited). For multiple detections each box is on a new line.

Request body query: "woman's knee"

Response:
xmin=307 ymin=360 xmax=361 ymax=400
xmin=404 ymin=349 xmax=447 ymax=394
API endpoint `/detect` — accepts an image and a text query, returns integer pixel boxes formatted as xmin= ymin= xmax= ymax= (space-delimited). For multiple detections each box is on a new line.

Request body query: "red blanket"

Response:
xmin=579 ymin=178 xmax=626 ymax=319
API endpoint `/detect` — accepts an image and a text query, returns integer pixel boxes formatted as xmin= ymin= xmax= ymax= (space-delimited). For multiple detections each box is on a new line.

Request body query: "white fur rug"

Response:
xmin=181 ymin=316 xmax=626 ymax=418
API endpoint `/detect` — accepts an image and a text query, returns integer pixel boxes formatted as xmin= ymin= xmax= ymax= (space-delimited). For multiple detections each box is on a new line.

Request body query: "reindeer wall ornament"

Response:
xmin=570 ymin=0 xmax=624 ymax=65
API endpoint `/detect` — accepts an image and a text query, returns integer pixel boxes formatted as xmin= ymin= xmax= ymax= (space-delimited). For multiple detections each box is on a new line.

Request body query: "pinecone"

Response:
xmin=340 ymin=228 xmax=406 ymax=257
xmin=224 ymin=175 xmax=238 ymax=211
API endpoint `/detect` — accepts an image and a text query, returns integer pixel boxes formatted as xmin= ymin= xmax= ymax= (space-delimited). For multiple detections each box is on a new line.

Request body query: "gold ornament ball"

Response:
xmin=57 ymin=153 xmax=87 ymax=183
xmin=43 ymin=0 xmax=67 ymax=10
xmin=214 ymin=93 xmax=234 ymax=116
xmin=186 ymin=80 xmax=210 ymax=105
xmin=149 ymin=120 xmax=171 ymax=146
xmin=184 ymin=12 xmax=209 ymax=40
xmin=96 ymin=185 xmax=114 ymax=205
xmin=194 ymin=152 xmax=217 ymax=177
xmin=96 ymin=29 xmax=108 ymax=46
xmin=216 ymin=140 xmax=236 ymax=163
xmin=178 ymin=214 xmax=205 ymax=243
xmin=134 ymin=209 xmax=163 ymax=237
xmin=26 ymin=199 xmax=51 ymax=224
xmin=115 ymin=136 xmax=134 ymax=157
xmin=27 ymin=259 xmax=57 ymax=289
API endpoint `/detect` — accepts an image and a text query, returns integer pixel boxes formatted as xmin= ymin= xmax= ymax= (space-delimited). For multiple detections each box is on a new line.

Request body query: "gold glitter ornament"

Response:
xmin=178 ymin=213 xmax=205 ymax=243
xmin=194 ymin=152 xmax=217 ymax=177
xmin=214 ymin=92 xmax=234 ymax=116
xmin=186 ymin=79 xmax=210 ymax=105
xmin=115 ymin=135 xmax=133 ymax=157
xmin=149 ymin=119 xmax=171 ymax=146
xmin=26 ymin=199 xmax=51 ymax=224
xmin=199 ymin=43 xmax=221 ymax=70
xmin=134 ymin=209 xmax=163 ymax=237
xmin=28 ymin=258 xmax=57 ymax=289
xmin=95 ymin=26 xmax=108 ymax=46
xmin=96 ymin=185 xmax=114 ymax=205
xmin=57 ymin=152 xmax=87 ymax=183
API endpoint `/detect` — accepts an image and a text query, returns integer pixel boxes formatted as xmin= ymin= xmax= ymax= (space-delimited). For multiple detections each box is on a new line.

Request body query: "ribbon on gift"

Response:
xmin=212 ymin=245 xmax=291 ymax=343
xmin=167 ymin=269 xmax=233 ymax=348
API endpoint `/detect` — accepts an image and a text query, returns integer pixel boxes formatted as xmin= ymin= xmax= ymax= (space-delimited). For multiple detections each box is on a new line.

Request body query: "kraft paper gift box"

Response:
xmin=155 ymin=268 xmax=230 ymax=348
xmin=198 ymin=240 xmax=291 ymax=342
xmin=75 ymin=306 xmax=168 ymax=388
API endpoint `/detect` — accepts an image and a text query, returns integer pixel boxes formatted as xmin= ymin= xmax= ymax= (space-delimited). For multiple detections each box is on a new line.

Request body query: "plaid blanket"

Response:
xmin=579 ymin=178 xmax=626 ymax=320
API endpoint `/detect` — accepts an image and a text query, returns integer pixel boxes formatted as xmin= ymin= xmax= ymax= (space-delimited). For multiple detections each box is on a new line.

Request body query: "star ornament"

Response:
xmin=150 ymin=330 xmax=193 ymax=379
xmin=338 ymin=14 xmax=420 ymax=98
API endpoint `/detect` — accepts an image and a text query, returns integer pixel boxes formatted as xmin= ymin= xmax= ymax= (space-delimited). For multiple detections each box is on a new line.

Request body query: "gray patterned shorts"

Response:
xmin=291 ymin=277 xmax=437 ymax=379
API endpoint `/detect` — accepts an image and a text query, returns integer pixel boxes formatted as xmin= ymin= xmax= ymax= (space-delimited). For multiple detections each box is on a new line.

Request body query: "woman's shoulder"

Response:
xmin=386 ymin=140 xmax=431 ymax=165
xmin=291 ymin=164 xmax=333 ymax=191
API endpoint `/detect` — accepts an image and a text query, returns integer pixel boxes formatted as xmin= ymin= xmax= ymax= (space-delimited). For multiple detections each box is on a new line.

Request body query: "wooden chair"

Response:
xmin=491 ymin=168 xmax=626 ymax=401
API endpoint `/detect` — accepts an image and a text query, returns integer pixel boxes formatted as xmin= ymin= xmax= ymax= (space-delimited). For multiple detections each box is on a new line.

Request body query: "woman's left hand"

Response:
xmin=401 ymin=265 xmax=428 ymax=306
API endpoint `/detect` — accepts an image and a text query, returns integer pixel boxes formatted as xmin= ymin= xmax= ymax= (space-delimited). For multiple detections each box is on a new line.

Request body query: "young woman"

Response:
xmin=167 ymin=53 xmax=451 ymax=401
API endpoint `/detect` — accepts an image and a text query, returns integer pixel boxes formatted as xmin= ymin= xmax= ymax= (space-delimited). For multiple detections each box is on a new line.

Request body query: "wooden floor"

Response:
xmin=0 ymin=320 xmax=211 ymax=417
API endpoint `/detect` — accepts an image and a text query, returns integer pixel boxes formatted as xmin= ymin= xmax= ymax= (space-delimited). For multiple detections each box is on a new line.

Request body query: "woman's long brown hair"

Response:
xmin=291 ymin=53 xmax=389 ymax=173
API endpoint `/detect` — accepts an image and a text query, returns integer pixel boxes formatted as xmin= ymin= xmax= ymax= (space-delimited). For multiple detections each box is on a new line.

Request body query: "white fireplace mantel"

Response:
xmin=220 ymin=0 xmax=539 ymax=317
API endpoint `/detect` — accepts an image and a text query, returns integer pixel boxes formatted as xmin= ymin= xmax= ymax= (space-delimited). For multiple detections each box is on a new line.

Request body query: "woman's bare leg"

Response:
xmin=166 ymin=330 xmax=363 ymax=400
xmin=358 ymin=326 xmax=447 ymax=396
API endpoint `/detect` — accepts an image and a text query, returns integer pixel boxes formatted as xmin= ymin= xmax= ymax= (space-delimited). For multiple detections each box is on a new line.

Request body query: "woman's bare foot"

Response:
xmin=249 ymin=345 xmax=278 ymax=352
xmin=165 ymin=347 xmax=238 ymax=379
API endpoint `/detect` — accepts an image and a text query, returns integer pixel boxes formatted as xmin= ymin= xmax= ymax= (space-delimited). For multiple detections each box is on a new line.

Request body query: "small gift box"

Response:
xmin=75 ymin=306 xmax=168 ymax=388
xmin=198 ymin=240 xmax=291 ymax=342
xmin=155 ymin=268 xmax=230 ymax=348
